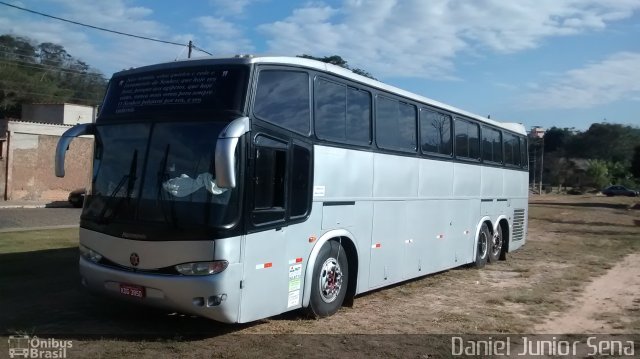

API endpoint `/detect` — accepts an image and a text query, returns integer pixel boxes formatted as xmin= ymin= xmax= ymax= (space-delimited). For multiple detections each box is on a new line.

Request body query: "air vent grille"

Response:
xmin=512 ymin=209 xmax=526 ymax=241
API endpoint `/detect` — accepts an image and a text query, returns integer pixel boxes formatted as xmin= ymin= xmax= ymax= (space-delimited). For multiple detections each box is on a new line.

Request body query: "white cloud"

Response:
xmin=208 ymin=0 xmax=257 ymax=16
xmin=259 ymin=0 xmax=640 ymax=79
xmin=0 ymin=0 xmax=260 ymax=74
xmin=522 ymin=52 xmax=640 ymax=109
xmin=0 ymin=0 xmax=194 ymax=75
xmin=194 ymin=16 xmax=254 ymax=56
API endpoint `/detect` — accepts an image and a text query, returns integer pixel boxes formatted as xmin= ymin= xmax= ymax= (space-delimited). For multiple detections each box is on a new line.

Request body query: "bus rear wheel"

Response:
xmin=473 ymin=223 xmax=489 ymax=268
xmin=307 ymin=240 xmax=349 ymax=318
xmin=488 ymin=223 xmax=503 ymax=263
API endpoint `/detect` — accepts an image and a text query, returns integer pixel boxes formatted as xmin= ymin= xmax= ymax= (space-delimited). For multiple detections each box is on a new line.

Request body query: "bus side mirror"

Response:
xmin=215 ymin=117 xmax=250 ymax=189
xmin=55 ymin=123 xmax=95 ymax=178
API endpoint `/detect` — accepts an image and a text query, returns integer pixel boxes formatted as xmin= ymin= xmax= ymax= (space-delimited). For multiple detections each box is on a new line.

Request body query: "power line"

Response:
xmin=1 ymin=88 xmax=102 ymax=103
xmin=0 ymin=58 xmax=106 ymax=78
xmin=0 ymin=80 xmax=104 ymax=96
xmin=0 ymin=1 xmax=213 ymax=56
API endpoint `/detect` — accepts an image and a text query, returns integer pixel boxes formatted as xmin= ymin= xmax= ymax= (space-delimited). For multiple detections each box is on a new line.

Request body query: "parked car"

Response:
xmin=68 ymin=188 xmax=86 ymax=208
xmin=601 ymin=185 xmax=639 ymax=197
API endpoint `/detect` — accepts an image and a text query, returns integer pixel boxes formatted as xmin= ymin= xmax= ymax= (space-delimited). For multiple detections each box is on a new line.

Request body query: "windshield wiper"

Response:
xmin=96 ymin=150 xmax=138 ymax=224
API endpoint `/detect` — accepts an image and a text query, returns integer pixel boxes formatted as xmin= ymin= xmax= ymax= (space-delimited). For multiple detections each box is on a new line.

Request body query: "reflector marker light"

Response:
xmin=255 ymin=262 xmax=273 ymax=269
xmin=372 ymin=243 xmax=381 ymax=249
xmin=436 ymin=234 xmax=445 ymax=239
xmin=288 ymin=258 xmax=303 ymax=265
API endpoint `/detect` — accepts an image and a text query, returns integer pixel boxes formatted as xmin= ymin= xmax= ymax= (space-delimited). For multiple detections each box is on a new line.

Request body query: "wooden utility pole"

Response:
xmin=539 ymin=137 xmax=544 ymax=195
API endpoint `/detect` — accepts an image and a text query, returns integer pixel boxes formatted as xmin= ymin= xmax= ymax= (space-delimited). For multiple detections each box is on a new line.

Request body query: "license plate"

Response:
xmin=119 ymin=283 xmax=145 ymax=298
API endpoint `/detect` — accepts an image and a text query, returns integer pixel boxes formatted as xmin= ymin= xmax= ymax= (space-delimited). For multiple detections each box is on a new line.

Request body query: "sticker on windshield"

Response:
xmin=162 ymin=172 xmax=227 ymax=197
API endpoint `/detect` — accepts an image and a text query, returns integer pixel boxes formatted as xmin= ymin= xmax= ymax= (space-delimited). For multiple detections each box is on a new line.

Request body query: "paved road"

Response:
xmin=0 ymin=207 xmax=82 ymax=231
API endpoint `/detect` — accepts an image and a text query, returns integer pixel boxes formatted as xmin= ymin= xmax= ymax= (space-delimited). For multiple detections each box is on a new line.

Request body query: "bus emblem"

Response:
xmin=130 ymin=253 xmax=140 ymax=267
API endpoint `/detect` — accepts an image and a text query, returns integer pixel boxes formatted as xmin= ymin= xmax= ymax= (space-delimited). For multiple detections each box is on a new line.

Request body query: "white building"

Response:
xmin=529 ymin=126 xmax=545 ymax=139
xmin=21 ymin=103 xmax=97 ymax=125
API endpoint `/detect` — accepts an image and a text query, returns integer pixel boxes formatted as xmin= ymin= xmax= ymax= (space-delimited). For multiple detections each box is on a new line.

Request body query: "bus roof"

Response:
xmin=114 ymin=55 xmax=526 ymax=136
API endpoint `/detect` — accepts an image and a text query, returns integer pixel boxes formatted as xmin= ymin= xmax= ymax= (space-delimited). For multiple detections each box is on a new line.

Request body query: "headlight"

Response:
xmin=175 ymin=261 xmax=228 ymax=276
xmin=79 ymin=244 xmax=103 ymax=263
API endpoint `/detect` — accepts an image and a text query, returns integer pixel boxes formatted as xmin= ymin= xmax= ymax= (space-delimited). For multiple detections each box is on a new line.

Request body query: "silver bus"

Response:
xmin=56 ymin=56 xmax=528 ymax=323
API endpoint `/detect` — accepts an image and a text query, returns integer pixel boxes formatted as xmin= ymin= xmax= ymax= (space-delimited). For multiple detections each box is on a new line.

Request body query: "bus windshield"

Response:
xmin=79 ymin=64 xmax=249 ymax=240
xmin=82 ymin=120 xmax=240 ymax=240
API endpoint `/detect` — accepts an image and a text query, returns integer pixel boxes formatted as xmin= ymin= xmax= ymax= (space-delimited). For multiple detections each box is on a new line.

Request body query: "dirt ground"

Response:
xmin=1 ymin=194 xmax=639 ymax=357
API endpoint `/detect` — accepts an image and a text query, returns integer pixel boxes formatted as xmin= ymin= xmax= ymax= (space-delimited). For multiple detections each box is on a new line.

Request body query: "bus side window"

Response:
xmin=290 ymin=144 xmax=311 ymax=219
xmin=504 ymin=133 xmax=521 ymax=167
xmin=252 ymin=135 xmax=288 ymax=225
xmin=521 ymin=137 xmax=528 ymax=169
xmin=254 ymin=70 xmax=310 ymax=136
xmin=420 ymin=109 xmax=452 ymax=156
xmin=455 ymin=118 xmax=480 ymax=160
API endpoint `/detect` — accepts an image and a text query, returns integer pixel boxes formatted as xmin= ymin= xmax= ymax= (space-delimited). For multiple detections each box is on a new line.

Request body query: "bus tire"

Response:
xmin=306 ymin=240 xmax=349 ymax=318
xmin=473 ymin=223 xmax=489 ymax=268
xmin=488 ymin=223 xmax=503 ymax=263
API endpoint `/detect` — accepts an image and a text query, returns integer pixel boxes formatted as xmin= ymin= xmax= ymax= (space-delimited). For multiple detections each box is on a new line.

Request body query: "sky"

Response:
xmin=1 ymin=0 xmax=639 ymax=131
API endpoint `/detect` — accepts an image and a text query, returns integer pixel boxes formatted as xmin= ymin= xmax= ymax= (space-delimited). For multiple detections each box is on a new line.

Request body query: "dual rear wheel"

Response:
xmin=473 ymin=222 xmax=505 ymax=268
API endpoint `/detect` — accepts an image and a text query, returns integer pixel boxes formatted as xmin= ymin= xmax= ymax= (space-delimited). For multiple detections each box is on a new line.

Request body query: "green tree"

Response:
xmin=297 ymin=54 xmax=377 ymax=80
xmin=542 ymin=127 xmax=575 ymax=154
xmin=0 ymin=34 xmax=107 ymax=119
xmin=569 ymin=123 xmax=640 ymax=163
xmin=0 ymin=34 xmax=37 ymax=62
xmin=586 ymin=159 xmax=610 ymax=189
xmin=607 ymin=161 xmax=630 ymax=184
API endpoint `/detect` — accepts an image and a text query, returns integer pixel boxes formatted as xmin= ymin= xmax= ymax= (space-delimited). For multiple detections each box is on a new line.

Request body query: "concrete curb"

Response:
xmin=0 ymin=202 xmax=74 ymax=209
xmin=0 ymin=224 xmax=79 ymax=233
xmin=0 ymin=204 xmax=48 ymax=209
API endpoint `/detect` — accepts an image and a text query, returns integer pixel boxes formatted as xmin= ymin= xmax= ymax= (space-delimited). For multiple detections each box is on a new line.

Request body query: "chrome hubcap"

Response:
xmin=491 ymin=232 xmax=502 ymax=256
xmin=319 ymin=257 xmax=343 ymax=303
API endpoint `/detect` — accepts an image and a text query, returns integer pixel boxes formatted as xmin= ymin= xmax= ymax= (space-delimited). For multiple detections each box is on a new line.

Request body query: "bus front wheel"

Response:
xmin=307 ymin=240 xmax=349 ymax=318
xmin=473 ymin=223 xmax=490 ymax=268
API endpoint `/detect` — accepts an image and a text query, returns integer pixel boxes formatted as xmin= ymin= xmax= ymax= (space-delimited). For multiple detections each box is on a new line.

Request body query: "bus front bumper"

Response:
xmin=79 ymin=256 xmax=242 ymax=323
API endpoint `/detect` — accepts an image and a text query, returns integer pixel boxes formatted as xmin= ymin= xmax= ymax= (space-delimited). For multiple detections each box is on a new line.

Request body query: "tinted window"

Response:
xmin=504 ymin=133 xmax=521 ymax=166
xmin=520 ymin=137 xmax=528 ymax=169
xmin=376 ymin=96 xmax=416 ymax=151
xmin=254 ymin=71 xmax=310 ymax=135
xmin=346 ymin=87 xmax=371 ymax=144
xmin=455 ymin=119 xmax=480 ymax=160
xmin=315 ymin=78 xmax=371 ymax=145
xmin=482 ymin=126 xmax=503 ymax=163
xmin=290 ymin=144 xmax=311 ymax=218
xmin=315 ymin=78 xmax=346 ymax=140
xmin=252 ymin=136 xmax=287 ymax=225
xmin=420 ymin=108 xmax=452 ymax=156
xmin=100 ymin=66 xmax=248 ymax=121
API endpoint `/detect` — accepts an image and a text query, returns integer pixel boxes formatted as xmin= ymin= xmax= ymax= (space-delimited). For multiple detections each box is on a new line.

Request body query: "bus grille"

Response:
xmin=512 ymin=209 xmax=525 ymax=241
